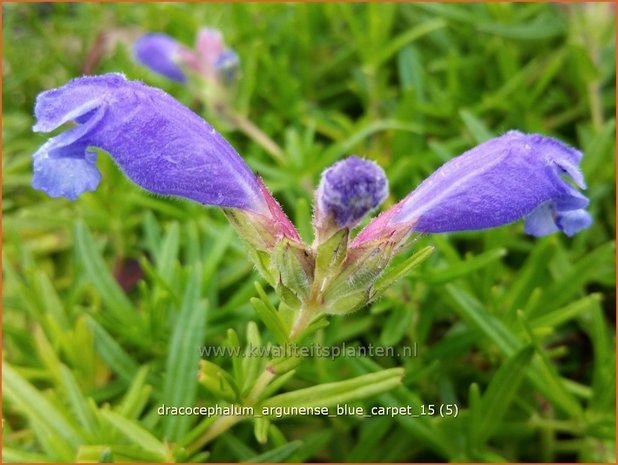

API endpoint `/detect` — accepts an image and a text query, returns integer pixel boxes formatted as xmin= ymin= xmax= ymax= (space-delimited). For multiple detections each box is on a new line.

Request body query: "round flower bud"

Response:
xmin=316 ymin=156 xmax=388 ymax=228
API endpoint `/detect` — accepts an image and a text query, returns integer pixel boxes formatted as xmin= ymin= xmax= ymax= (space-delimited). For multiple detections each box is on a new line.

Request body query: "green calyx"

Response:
xmin=227 ymin=209 xmax=433 ymax=340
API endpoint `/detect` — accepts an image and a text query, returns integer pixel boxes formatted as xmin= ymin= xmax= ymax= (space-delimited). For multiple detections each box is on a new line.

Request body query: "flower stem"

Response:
xmin=289 ymin=304 xmax=315 ymax=341
xmin=227 ymin=110 xmax=286 ymax=164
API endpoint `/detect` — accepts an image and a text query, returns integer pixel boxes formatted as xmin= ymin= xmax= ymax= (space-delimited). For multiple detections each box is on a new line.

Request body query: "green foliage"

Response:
xmin=3 ymin=2 xmax=615 ymax=463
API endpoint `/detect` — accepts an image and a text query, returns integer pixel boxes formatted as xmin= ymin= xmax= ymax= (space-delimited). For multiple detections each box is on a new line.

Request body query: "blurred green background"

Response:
xmin=2 ymin=2 xmax=616 ymax=463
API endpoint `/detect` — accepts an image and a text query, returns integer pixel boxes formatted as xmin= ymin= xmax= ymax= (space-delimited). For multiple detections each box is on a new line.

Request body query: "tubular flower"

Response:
xmin=353 ymin=131 xmax=592 ymax=247
xmin=133 ymin=28 xmax=239 ymax=85
xmin=134 ymin=33 xmax=188 ymax=83
xmin=31 ymin=73 xmax=299 ymax=249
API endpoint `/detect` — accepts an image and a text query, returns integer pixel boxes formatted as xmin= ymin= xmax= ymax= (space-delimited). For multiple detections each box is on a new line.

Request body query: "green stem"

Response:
xmin=227 ymin=111 xmax=286 ymax=164
xmin=194 ymin=81 xmax=285 ymax=163
xmin=289 ymin=304 xmax=315 ymax=341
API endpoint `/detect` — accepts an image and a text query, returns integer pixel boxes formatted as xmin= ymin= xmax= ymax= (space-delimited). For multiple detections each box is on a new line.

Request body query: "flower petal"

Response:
xmin=32 ymin=73 xmax=267 ymax=213
xmin=556 ymin=209 xmax=593 ymax=236
xmin=392 ymin=131 xmax=591 ymax=235
xmin=523 ymin=202 xmax=560 ymax=237
xmin=33 ymin=142 xmax=101 ymax=200
xmin=134 ymin=33 xmax=187 ymax=83
xmin=33 ymin=74 xmax=120 ymax=132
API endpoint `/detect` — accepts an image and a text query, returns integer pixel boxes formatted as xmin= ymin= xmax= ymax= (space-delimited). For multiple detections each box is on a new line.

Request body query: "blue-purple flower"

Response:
xmin=353 ymin=131 xmax=591 ymax=246
xmin=315 ymin=156 xmax=388 ymax=229
xmin=32 ymin=73 xmax=299 ymax=246
xmin=31 ymin=73 xmax=593 ymax=327
xmin=133 ymin=28 xmax=239 ymax=85
xmin=134 ymin=33 xmax=187 ymax=83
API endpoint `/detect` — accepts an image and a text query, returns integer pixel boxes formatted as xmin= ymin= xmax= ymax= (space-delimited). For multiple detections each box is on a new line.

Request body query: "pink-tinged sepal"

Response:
xmin=223 ymin=179 xmax=306 ymax=288
xmin=257 ymin=177 xmax=302 ymax=243
xmin=350 ymin=200 xmax=411 ymax=247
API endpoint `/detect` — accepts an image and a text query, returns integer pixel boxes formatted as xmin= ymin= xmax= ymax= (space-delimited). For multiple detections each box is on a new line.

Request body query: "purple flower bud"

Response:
xmin=134 ymin=33 xmax=187 ymax=83
xmin=134 ymin=28 xmax=239 ymax=86
xmin=32 ymin=73 xmax=264 ymax=211
xmin=316 ymin=156 xmax=388 ymax=229
xmin=353 ymin=131 xmax=591 ymax=246
xmin=214 ymin=50 xmax=240 ymax=84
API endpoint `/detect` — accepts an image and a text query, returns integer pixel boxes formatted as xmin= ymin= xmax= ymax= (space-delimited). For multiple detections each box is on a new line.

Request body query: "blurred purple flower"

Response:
xmin=134 ymin=28 xmax=239 ymax=85
xmin=315 ymin=156 xmax=388 ymax=229
xmin=134 ymin=33 xmax=188 ymax=83
xmin=353 ymin=131 xmax=591 ymax=246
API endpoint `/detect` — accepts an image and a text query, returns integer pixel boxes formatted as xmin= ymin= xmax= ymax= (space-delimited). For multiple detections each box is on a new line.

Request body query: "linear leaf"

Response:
xmin=85 ymin=316 xmax=139 ymax=382
xmin=73 ymin=221 xmax=135 ymax=319
xmin=260 ymin=368 xmax=403 ymax=411
xmin=242 ymin=440 xmax=303 ymax=463
xmin=3 ymin=363 xmax=83 ymax=449
xmin=472 ymin=346 xmax=535 ymax=447
xmin=162 ymin=267 xmax=208 ymax=441
xmin=100 ymin=410 xmax=168 ymax=461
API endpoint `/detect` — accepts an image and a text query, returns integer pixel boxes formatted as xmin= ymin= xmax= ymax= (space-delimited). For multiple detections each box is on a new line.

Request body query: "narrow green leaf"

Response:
xmin=116 ymin=365 xmax=152 ymax=420
xmin=260 ymin=368 xmax=403 ymax=411
xmin=198 ymin=360 xmax=238 ymax=402
xmin=517 ymin=311 xmax=583 ymax=417
xmin=348 ymin=416 xmax=392 ymax=461
xmin=446 ymin=285 xmax=519 ymax=354
xmin=100 ymin=410 xmax=168 ymax=461
xmin=33 ymin=270 xmax=69 ymax=328
xmin=73 ymin=221 xmax=136 ymax=322
xmin=163 ymin=267 xmax=208 ymax=441
xmin=241 ymin=321 xmax=264 ymax=392
xmin=504 ymin=239 xmax=556 ymax=315
xmin=323 ymin=120 xmax=422 ymax=163
xmin=2 ymin=448 xmax=50 ymax=463
xmin=59 ymin=364 xmax=98 ymax=436
xmin=253 ymin=416 xmax=270 ymax=444
xmin=422 ymin=248 xmax=506 ymax=284
xmin=398 ymin=45 xmax=425 ymax=95
xmin=587 ymin=305 xmax=616 ymax=414
xmin=85 ymin=316 xmax=139 ymax=381
xmin=202 ymin=226 xmax=234 ymax=284
xmin=536 ymin=242 xmax=615 ymax=311
xmin=380 ymin=306 xmax=412 ymax=346
xmin=294 ymin=196 xmax=313 ymax=243
xmin=221 ymin=434 xmax=258 ymax=461
xmin=260 ymin=369 xmax=297 ymax=400
xmin=372 ymin=245 xmax=434 ymax=297
xmin=472 ymin=346 xmax=535 ymax=447
xmin=242 ymin=440 xmax=303 ymax=463
xmin=251 ymin=297 xmax=289 ymax=344
xmin=371 ymin=18 xmax=446 ymax=67
xmin=459 ymin=109 xmax=494 ymax=143
xmin=529 ymin=294 xmax=602 ymax=329
xmin=156 ymin=222 xmax=180 ymax=283
xmin=345 ymin=356 xmax=452 ymax=459
xmin=3 ymin=363 xmax=83 ymax=449
xmin=290 ymin=429 xmax=334 ymax=463
xmin=467 ymin=382 xmax=481 ymax=452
